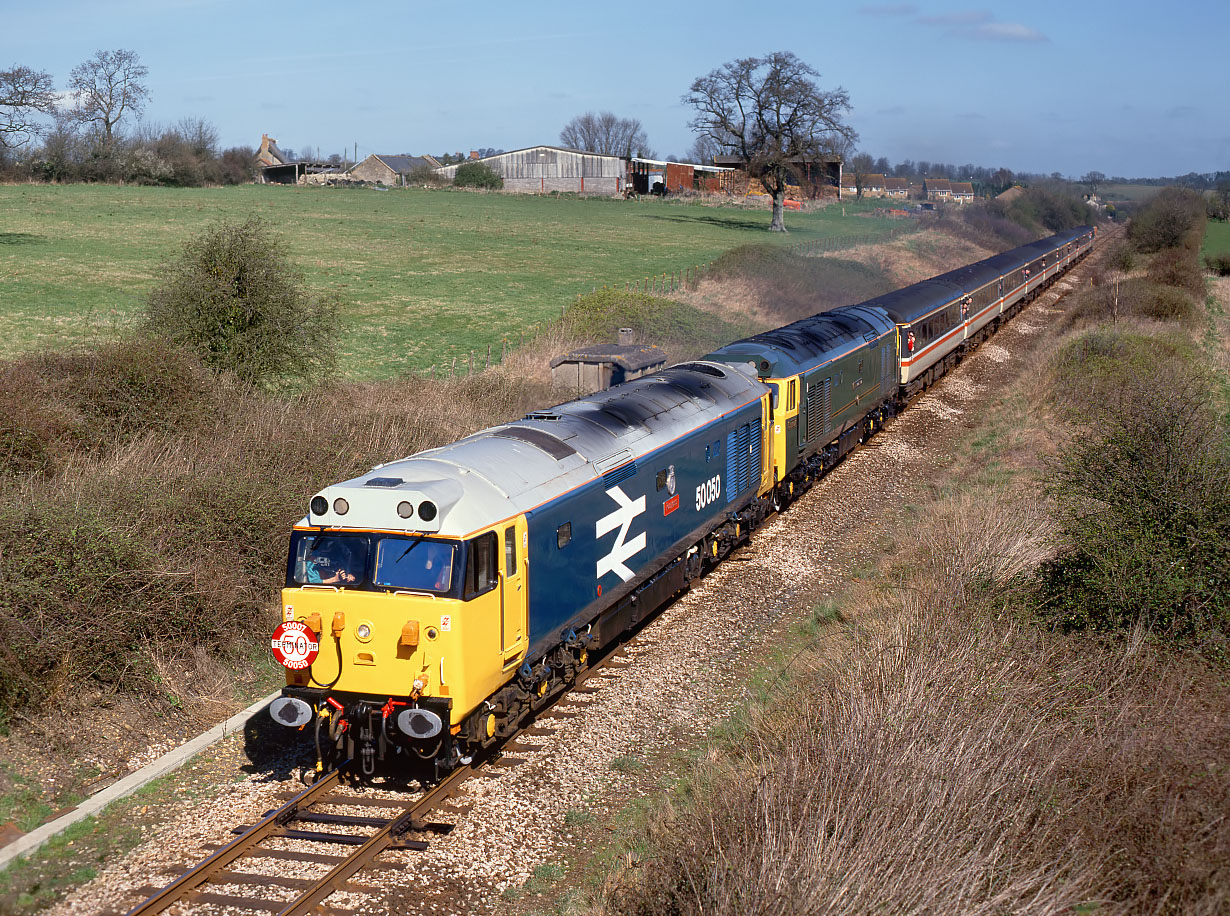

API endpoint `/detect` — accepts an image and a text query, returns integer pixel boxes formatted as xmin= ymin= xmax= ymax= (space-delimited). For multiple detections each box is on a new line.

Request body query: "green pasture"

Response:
xmin=1202 ymin=218 xmax=1230 ymax=260
xmin=1099 ymin=183 xmax=1161 ymax=203
xmin=0 ymin=185 xmax=903 ymax=379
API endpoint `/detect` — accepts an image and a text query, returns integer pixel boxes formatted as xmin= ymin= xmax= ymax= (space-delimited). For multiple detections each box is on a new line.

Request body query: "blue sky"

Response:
xmin=5 ymin=0 xmax=1226 ymax=177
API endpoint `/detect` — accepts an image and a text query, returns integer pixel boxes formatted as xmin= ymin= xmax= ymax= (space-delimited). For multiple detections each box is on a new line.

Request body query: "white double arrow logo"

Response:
xmin=595 ymin=485 xmax=646 ymax=583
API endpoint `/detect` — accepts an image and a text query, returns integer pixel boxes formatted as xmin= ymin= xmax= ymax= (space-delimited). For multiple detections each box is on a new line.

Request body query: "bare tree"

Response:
xmin=848 ymin=152 xmax=875 ymax=201
xmin=686 ymin=133 xmax=723 ymax=165
xmin=1082 ymin=170 xmax=1106 ymax=196
xmin=684 ymin=52 xmax=856 ymax=231
xmin=67 ymin=49 xmax=149 ymax=144
xmin=559 ymin=111 xmax=654 ymax=159
xmin=177 ymin=117 xmax=219 ymax=158
xmin=0 ymin=64 xmax=57 ymax=149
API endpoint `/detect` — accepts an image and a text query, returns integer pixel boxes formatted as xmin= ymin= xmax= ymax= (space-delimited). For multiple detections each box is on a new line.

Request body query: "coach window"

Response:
xmin=556 ymin=522 xmax=572 ymax=549
xmin=464 ymin=532 xmax=498 ymax=599
xmin=504 ymin=526 xmax=516 ymax=576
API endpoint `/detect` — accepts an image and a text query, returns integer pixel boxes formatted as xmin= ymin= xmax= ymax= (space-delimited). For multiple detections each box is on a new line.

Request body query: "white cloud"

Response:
xmin=914 ymin=7 xmax=1047 ymax=42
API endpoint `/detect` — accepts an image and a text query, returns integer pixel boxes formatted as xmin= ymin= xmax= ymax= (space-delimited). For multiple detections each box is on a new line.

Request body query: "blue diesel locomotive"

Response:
xmin=268 ymin=226 xmax=1094 ymax=779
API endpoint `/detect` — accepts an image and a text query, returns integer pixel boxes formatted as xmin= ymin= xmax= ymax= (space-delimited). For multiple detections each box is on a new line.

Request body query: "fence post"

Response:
xmin=486 ymin=344 xmax=491 ymax=369
xmin=469 ymin=351 xmax=474 ymax=374
xmin=451 ymin=356 xmax=456 ymax=376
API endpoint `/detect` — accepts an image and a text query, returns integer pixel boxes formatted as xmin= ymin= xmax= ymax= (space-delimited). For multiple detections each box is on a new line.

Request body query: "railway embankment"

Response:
xmin=576 ymin=210 xmax=1228 ymax=914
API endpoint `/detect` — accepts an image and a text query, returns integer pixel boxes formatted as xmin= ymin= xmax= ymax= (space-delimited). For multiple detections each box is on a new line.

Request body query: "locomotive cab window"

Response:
xmin=290 ymin=533 xmax=369 ymax=588
xmin=504 ymin=526 xmax=516 ymax=576
xmin=464 ymin=532 xmax=498 ymax=599
xmin=556 ymin=522 xmax=572 ymax=549
xmin=372 ymin=536 xmax=455 ymax=594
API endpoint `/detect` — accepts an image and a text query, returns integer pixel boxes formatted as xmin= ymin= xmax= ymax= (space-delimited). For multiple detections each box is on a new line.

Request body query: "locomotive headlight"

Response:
xmin=418 ymin=500 xmax=438 ymax=522
xmin=355 ymin=622 xmax=373 ymax=642
xmin=333 ymin=497 xmax=350 ymax=515
xmin=397 ymin=501 xmax=414 ymax=519
xmin=310 ymin=495 xmax=328 ymax=516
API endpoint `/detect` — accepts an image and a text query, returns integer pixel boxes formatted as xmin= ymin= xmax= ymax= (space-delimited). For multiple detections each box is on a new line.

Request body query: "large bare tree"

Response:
xmin=0 ymin=64 xmax=57 ymax=149
xmin=67 ymin=48 xmax=149 ymax=144
xmin=684 ymin=52 xmax=856 ymax=231
xmin=560 ymin=111 xmax=654 ymax=159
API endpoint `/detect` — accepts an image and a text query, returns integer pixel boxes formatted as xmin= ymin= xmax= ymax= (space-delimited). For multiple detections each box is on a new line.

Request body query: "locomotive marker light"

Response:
xmin=270 ymin=620 xmax=320 ymax=670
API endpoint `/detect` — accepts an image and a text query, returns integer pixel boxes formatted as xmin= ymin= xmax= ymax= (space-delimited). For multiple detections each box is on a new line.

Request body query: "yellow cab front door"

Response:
xmin=500 ymin=516 xmax=528 ymax=668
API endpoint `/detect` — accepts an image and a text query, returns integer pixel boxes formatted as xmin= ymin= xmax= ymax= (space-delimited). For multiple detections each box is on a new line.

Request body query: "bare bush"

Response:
xmin=1147 ymin=246 xmax=1206 ymax=296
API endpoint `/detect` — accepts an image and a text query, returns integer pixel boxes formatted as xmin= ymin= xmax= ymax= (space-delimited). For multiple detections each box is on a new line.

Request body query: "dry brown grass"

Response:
xmin=821 ymin=229 xmax=998 ymax=289
xmin=603 ymin=485 xmax=1229 ymax=916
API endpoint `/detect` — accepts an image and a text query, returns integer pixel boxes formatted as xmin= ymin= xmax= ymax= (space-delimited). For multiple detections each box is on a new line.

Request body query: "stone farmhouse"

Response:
xmin=349 ymin=154 xmax=443 ymax=186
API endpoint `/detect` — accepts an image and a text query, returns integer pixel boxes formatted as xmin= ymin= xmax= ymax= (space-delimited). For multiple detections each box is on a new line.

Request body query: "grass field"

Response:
xmin=1099 ymin=183 xmax=1163 ymax=203
xmin=0 ymin=185 xmax=904 ymax=379
xmin=1202 ymin=217 xmax=1230 ymax=260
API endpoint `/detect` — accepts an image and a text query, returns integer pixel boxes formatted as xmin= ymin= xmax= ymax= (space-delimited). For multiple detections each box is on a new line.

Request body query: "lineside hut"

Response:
xmin=436 ymin=146 xmax=626 ymax=195
xmin=551 ymin=343 xmax=668 ymax=393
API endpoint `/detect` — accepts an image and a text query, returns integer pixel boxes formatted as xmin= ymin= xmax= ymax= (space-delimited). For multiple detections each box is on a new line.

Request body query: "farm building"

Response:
xmin=255 ymin=134 xmax=289 ymax=168
xmin=714 ymin=154 xmax=842 ymax=198
xmin=435 ymin=146 xmax=625 ymax=195
xmin=349 ymin=154 xmax=442 ymax=186
xmin=629 ymin=158 xmax=736 ymax=195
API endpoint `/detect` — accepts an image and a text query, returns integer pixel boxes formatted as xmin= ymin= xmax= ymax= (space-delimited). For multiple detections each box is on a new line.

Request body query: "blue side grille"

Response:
xmin=726 ymin=423 xmax=752 ymax=502
xmin=602 ymin=463 xmax=637 ymax=488
xmin=726 ymin=430 xmax=737 ymax=503
xmin=749 ymin=423 xmax=761 ymax=489
xmin=736 ymin=424 xmax=750 ymax=493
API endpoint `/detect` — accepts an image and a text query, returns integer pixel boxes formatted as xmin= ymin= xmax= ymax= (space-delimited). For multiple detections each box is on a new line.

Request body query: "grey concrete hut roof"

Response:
xmin=549 ymin=345 xmax=667 ymax=372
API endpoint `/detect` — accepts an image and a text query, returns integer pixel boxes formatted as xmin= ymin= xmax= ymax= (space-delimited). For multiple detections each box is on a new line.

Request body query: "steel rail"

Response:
xmin=121 ymin=766 xmax=345 ymax=916
xmin=277 ymin=761 xmax=473 ymax=916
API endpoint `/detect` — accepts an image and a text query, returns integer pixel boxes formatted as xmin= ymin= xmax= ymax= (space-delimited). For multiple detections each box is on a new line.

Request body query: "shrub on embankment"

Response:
xmin=1031 ymin=188 xmax=1228 ymax=647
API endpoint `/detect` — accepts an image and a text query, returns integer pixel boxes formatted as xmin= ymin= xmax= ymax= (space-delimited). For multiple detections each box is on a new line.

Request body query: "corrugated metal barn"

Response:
xmin=435 ymin=146 xmax=625 ymax=195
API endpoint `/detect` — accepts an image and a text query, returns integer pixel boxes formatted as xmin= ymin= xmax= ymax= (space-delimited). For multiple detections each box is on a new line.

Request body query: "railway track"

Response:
xmin=115 ymin=645 xmax=635 ymax=916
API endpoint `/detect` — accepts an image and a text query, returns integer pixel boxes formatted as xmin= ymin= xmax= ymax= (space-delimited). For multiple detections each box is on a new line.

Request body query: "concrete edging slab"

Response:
xmin=0 ymin=689 xmax=281 ymax=871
